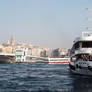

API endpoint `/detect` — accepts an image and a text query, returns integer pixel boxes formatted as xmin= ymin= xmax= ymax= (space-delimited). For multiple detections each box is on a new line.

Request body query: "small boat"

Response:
xmin=0 ymin=46 xmax=16 ymax=63
xmin=46 ymin=57 xmax=70 ymax=64
xmin=0 ymin=53 xmax=16 ymax=63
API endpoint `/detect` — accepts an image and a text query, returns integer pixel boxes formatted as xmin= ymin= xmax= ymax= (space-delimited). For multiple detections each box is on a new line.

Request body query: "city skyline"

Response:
xmin=0 ymin=0 xmax=92 ymax=48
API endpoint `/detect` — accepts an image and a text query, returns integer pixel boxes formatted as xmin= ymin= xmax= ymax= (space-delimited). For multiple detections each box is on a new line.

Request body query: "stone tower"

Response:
xmin=11 ymin=36 xmax=15 ymax=46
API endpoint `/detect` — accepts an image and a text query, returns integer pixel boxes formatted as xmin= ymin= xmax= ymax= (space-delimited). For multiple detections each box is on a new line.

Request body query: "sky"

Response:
xmin=0 ymin=0 xmax=92 ymax=49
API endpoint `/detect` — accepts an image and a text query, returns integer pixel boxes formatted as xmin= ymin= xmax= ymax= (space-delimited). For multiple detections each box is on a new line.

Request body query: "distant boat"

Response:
xmin=46 ymin=57 xmax=70 ymax=64
xmin=15 ymin=48 xmax=31 ymax=63
xmin=0 ymin=53 xmax=16 ymax=63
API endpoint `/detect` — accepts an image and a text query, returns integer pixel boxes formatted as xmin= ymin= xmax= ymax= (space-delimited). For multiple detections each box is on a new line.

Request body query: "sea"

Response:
xmin=0 ymin=62 xmax=92 ymax=92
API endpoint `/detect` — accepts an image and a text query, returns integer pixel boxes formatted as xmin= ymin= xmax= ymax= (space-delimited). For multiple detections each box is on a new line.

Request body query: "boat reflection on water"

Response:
xmin=70 ymin=74 xmax=92 ymax=92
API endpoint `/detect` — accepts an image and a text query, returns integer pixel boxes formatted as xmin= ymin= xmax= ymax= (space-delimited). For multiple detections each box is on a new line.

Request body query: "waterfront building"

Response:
xmin=51 ymin=48 xmax=68 ymax=58
xmin=0 ymin=45 xmax=4 ymax=53
xmin=31 ymin=47 xmax=44 ymax=57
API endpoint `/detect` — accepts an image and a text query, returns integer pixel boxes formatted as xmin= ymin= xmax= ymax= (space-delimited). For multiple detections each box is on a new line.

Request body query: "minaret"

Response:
xmin=11 ymin=36 xmax=15 ymax=46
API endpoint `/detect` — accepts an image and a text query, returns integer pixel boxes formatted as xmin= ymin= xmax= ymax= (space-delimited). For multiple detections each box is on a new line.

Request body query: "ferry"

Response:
xmin=0 ymin=53 xmax=16 ymax=63
xmin=15 ymin=48 xmax=30 ymax=63
xmin=46 ymin=57 xmax=70 ymax=64
xmin=0 ymin=46 xmax=16 ymax=63
xmin=69 ymin=32 xmax=92 ymax=75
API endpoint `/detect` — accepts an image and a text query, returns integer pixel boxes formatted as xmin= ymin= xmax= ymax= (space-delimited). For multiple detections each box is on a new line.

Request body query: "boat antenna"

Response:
xmin=85 ymin=8 xmax=92 ymax=31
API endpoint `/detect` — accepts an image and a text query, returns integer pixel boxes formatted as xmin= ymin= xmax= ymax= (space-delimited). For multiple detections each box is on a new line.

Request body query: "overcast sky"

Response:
xmin=0 ymin=0 xmax=92 ymax=48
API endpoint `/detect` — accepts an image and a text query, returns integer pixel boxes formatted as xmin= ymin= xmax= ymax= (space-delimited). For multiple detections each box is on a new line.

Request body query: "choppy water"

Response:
xmin=0 ymin=62 xmax=92 ymax=92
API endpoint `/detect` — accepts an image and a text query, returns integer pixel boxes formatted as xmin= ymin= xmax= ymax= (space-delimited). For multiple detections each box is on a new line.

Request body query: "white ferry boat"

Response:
xmin=69 ymin=32 xmax=92 ymax=75
xmin=15 ymin=48 xmax=29 ymax=62
xmin=46 ymin=57 xmax=70 ymax=64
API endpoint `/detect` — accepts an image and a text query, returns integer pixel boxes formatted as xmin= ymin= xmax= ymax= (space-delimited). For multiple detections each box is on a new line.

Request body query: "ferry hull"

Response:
xmin=0 ymin=55 xmax=16 ymax=63
xmin=69 ymin=63 xmax=92 ymax=76
xmin=47 ymin=57 xmax=70 ymax=64
xmin=70 ymin=68 xmax=92 ymax=76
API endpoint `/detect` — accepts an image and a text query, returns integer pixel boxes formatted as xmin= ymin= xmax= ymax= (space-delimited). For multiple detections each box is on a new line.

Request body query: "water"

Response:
xmin=0 ymin=63 xmax=92 ymax=92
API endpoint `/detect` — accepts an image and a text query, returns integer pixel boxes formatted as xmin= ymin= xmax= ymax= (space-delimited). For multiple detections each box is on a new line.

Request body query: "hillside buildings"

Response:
xmin=0 ymin=36 xmax=69 ymax=62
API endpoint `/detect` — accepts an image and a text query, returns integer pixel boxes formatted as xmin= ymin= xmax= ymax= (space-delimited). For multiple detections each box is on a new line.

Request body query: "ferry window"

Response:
xmin=76 ymin=54 xmax=92 ymax=61
xmin=82 ymin=41 xmax=92 ymax=48
xmin=74 ymin=42 xmax=79 ymax=49
xmin=16 ymin=50 xmax=22 ymax=52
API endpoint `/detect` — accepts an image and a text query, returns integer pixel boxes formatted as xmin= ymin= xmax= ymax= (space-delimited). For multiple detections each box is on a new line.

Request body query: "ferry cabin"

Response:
xmin=71 ymin=40 xmax=92 ymax=60
xmin=15 ymin=48 xmax=28 ymax=62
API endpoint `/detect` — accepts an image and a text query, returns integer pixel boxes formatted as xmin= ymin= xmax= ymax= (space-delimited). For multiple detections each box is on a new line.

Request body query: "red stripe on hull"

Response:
xmin=47 ymin=61 xmax=70 ymax=64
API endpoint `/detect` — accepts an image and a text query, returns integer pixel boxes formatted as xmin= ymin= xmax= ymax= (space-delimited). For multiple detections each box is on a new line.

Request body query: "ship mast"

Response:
xmin=85 ymin=8 xmax=92 ymax=31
